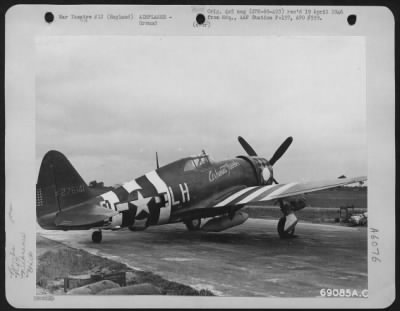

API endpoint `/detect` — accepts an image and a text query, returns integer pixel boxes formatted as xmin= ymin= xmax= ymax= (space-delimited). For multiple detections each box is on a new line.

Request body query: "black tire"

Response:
xmin=92 ymin=231 xmax=102 ymax=243
xmin=185 ymin=218 xmax=202 ymax=231
xmin=277 ymin=217 xmax=295 ymax=239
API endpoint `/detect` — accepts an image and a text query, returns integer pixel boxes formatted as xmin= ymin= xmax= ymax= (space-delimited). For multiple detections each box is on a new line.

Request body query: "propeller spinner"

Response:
xmin=238 ymin=136 xmax=293 ymax=184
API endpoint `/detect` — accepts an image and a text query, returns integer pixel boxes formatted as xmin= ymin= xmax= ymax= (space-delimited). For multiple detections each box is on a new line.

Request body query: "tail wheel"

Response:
xmin=92 ymin=230 xmax=102 ymax=243
xmin=277 ymin=217 xmax=295 ymax=239
xmin=185 ymin=218 xmax=202 ymax=231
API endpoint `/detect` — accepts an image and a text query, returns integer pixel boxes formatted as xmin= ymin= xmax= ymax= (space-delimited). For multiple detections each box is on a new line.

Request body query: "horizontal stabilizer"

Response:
xmin=54 ymin=201 xmax=118 ymax=227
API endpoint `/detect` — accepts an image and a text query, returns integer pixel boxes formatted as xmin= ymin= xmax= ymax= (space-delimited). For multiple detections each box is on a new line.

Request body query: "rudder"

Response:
xmin=36 ymin=150 xmax=91 ymax=229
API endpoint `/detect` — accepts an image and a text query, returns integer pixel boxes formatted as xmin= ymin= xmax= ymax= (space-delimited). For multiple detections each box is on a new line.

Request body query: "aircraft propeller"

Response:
xmin=238 ymin=136 xmax=293 ymax=184
xmin=238 ymin=136 xmax=258 ymax=156
xmin=268 ymin=136 xmax=293 ymax=166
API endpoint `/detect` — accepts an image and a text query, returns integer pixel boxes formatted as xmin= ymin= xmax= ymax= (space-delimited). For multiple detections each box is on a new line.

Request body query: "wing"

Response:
xmin=213 ymin=176 xmax=367 ymax=208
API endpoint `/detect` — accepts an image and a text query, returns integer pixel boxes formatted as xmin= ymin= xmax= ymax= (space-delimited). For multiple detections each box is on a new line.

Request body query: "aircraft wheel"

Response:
xmin=185 ymin=218 xmax=202 ymax=231
xmin=92 ymin=231 xmax=102 ymax=243
xmin=277 ymin=217 xmax=295 ymax=239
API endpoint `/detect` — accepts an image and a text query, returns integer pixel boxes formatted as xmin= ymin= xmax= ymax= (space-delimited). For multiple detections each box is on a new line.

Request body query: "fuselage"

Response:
xmin=95 ymin=155 xmax=264 ymax=230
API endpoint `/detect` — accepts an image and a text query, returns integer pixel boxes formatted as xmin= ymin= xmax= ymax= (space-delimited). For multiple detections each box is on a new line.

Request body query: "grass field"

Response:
xmin=301 ymin=187 xmax=367 ymax=209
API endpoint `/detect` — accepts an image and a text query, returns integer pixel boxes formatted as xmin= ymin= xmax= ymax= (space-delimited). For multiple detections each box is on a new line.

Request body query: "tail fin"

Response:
xmin=36 ymin=150 xmax=91 ymax=229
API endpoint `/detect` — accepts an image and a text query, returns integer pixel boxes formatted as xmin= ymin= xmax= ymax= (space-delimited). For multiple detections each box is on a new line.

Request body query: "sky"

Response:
xmin=36 ymin=35 xmax=366 ymax=186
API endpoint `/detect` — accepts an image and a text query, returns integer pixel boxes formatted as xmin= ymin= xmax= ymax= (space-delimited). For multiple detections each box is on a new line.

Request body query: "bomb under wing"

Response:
xmin=201 ymin=212 xmax=249 ymax=232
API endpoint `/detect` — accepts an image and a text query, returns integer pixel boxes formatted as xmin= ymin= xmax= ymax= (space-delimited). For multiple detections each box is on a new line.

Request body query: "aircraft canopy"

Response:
xmin=184 ymin=150 xmax=213 ymax=171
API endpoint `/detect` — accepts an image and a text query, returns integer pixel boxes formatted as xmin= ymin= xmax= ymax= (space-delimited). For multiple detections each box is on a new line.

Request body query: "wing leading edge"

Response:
xmin=213 ymin=176 xmax=367 ymax=208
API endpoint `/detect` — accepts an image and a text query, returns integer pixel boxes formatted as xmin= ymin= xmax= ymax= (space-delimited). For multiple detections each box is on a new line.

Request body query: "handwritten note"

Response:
xmin=370 ymin=227 xmax=381 ymax=263
xmin=8 ymin=233 xmax=34 ymax=279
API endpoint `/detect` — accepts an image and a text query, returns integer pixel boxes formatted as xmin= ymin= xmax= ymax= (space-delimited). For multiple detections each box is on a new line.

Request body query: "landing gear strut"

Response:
xmin=184 ymin=218 xmax=202 ymax=231
xmin=277 ymin=217 xmax=295 ymax=239
xmin=92 ymin=230 xmax=102 ymax=243
xmin=277 ymin=198 xmax=303 ymax=239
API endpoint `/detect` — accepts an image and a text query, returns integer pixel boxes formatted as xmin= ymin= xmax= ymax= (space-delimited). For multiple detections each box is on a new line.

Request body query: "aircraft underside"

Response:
xmin=88 ymin=196 xmax=305 ymax=243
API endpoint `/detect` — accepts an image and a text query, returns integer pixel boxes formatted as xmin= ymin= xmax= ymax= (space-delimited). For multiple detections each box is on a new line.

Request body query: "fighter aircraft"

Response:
xmin=36 ymin=136 xmax=366 ymax=243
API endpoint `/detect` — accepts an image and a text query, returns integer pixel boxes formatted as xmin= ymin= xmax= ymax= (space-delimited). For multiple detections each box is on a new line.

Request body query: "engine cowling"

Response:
xmin=236 ymin=155 xmax=273 ymax=185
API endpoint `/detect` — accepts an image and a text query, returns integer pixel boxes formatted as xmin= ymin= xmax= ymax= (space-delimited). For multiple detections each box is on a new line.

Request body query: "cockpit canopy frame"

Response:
xmin=183 ymin=151 xmax=213 ymax=172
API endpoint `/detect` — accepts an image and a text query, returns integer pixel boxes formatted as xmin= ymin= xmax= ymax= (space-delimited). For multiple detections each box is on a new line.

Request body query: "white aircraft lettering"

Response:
xmin=168 ymin=183 xmax=190 ymax=206
xmin=179 ymin=183 xmax=190 ymax=203
xmin=169 ymin=186 xmax=181 ymax=206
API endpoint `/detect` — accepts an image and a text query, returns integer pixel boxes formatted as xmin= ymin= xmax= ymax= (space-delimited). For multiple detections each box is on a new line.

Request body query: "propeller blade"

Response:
xmin=238 ymin=136 xmax=258 ymax=156
xmin=272 ymin=177 xmax=279 ymax=184
xmin=269 ymin=136 xmax=293 ymax=166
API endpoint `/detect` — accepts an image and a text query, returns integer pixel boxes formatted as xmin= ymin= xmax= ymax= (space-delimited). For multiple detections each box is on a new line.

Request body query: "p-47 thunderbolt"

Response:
xmin=36 ymin=137 xmax=366 ymax=243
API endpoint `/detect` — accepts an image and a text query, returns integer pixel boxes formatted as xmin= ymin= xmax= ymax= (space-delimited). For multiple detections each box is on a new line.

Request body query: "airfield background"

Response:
xmin=244 ymin=186 xmax=367 ymax=223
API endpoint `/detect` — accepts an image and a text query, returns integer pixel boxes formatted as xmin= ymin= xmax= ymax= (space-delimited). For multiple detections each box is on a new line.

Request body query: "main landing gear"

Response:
xmin=277 ymin=197 xmax=305 ymax=239
xmin=184 ymin=218 xmax=202 ymax=231
xmin=277 ymin=215 xmax=296 ymax=239
xmin=92 ymin=230 xmax=102 ymax=243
